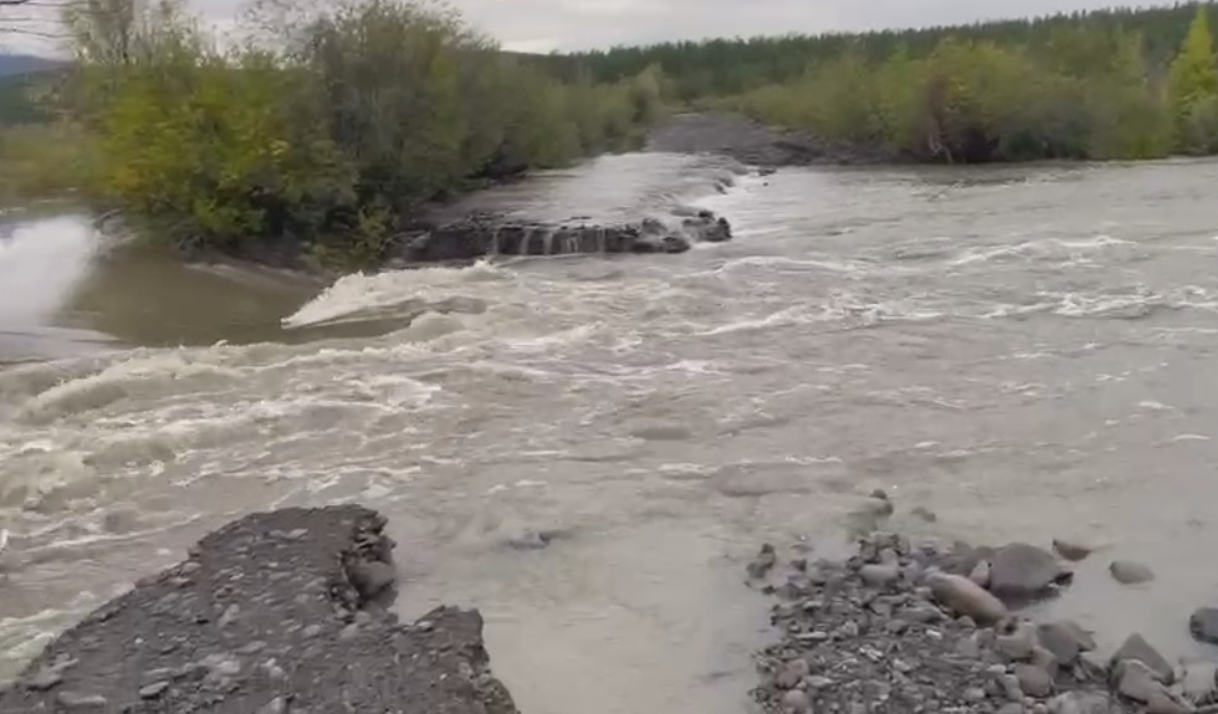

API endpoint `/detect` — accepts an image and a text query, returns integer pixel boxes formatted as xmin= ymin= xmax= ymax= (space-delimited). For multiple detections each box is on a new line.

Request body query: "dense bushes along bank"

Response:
xmin=567 ymin=3 xmax=1218 ymax=163
xmin=46 ymin=0 xmax=663 ymax=266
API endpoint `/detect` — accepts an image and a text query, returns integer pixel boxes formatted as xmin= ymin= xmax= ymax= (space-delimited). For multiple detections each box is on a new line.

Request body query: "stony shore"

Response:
xmin=0 ymin=506 xmax=518 ymax=714
xmin=747 ymin=492 xmax=1218 ymax=714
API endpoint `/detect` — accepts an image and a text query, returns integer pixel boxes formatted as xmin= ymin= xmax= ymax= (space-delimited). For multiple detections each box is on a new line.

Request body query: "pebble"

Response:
xmin=781 ymin=688 xmax=811 ymax=714
xmin=257 ymin=697 xmax=287 ymax=714
xmin=806 ymin=676 xmax=834 ymax=690
xmin=1036 ymin=621 xmax=1089 ymax=665
xmin=25 ymin=669 xmax=64 ymax=691
xmin=301 ymin=624 xmax=324 ymax=638
xmin=55 ymin=692 xmax=108 ymax=710
xmin=1190 ymin=607 xmax=1218 ymax=645
xmin=748 ymin=544 xmax=778 ymax=579
xmin=928 ymin=573 xmax=1010 ymax=624
xmin=955 ymin=636 xmax=982 ymax=659
xmin=860 ymin=562 xmax=900 ymax=588
xmin=911 ymin=506 xmax=938 ymax=523
xmin=996 ymin=623 xmax=1037 ymax=662
xmin=970 ymin=560 xmax=992 ymax=588
xmin=1014 ymin=664 xmax=1054 ymax=697
xmin=138 ymin=681 xmax=169 ymax=699
xmin=218 ymin=604 xmax=241 ymax=628
xmin=1047 ymin=691 xmax=1115 ymax=714
xmin=1180 ymin=661 xmax=1218 ymax=703
xmin=1109 ymin=560 xmax=1155 ymax=585
xmin=1052 ymin=539 xmax=1093 ymax=562
xmin=1000 ymin=674 xmax=1025 ymax=702
xmin=997 ymin=704 xmax=1024 ymax=714
xmin=774 ymin=659 xmax=810 ymax=690
xmin=1031 ymin=646 xmax=1058 ymax=675
xmin=964 ymin=687 xmax=987 ymax=703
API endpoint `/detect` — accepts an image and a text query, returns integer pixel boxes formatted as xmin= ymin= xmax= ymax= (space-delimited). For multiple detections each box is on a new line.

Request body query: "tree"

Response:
xmin=1165 ymin=5 xmax=1218 ymax=148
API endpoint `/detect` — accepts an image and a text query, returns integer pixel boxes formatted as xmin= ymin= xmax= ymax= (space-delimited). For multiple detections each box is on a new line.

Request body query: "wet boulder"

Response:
xmin=989 ymin=543 xmax=1071 ymax=599
xmin=927 ymin=573 xmax=1010 ymax=624
xmin=1191 ymin=607 xmax=1218 ymax=645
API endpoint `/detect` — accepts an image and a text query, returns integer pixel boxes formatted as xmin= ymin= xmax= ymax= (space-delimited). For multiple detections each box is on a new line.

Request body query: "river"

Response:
xmin=2 ymin=153 xmax=1218 ymax=713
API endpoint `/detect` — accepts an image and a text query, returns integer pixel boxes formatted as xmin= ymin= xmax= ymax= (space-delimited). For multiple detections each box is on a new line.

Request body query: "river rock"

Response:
xmin=774 ymin=658 xmax=811 ymax=690
xmin=781 ymin=688 xmax=811 ymax=714
xmin=748 ymin=544 xmax=778 ymax=580
xmin=860 ymin=562 xmax=901 ymax=588
xmin=1181 ymin=661 xmax=1218 ymax=703
xmin=1000 ymin=673 xmax=1025 ymax=702
xmin=970 ymin=560 xmax=992 ymax=588
xmin=1048 ymin=691 xmax=1116 ymax=714
xmin=990 ymin=543 xmax=1070 ymax=598
xmin=0 ymin=506 xmax=521 ymax=714
xmin=1109 ymin=560 xmax=1154 ymax=585
xmin=1015 ymin=663 xmax=1055 ymax=697
xmin=1115 ymin=659 xmax=1165 ymax=702
xmin=1052 ymin=539 xmax=1094 ymax=563
xmin=1190 ymin=607 xmax=1218 ymax=645
xmin=1037 ymin=621 xmax=1093 ymax=666
xmin=996 ymin=622 xmax=1037 ymax=662
xmin=1111 ymin=633 xmax=1174 ymax=683
xmin=928 ymin=573 xmax=1010 ymax=624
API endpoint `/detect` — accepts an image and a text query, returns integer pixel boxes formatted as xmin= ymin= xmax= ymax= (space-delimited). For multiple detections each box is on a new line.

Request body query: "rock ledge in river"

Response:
xmin=0 ymin=506 xmax=519 ymax=714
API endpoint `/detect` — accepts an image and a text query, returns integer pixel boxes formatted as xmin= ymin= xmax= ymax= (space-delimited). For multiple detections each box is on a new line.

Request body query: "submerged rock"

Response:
xmin=0 ymin=506 xmax=520 ymax=714
xmin=1052 ymin=539 xmax=1094 ymax=563
xmin=399 ymin=210 xmax=734 ymax=265
xmin=1191 ymin=607 xmax=1218 ymax=645
xmin=1109 ymin=561 xmax=1155 ymax=585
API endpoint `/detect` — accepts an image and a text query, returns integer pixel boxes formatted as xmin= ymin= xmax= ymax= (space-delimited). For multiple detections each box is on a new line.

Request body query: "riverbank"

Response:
xmin=7 ymin=501 xmax=1218 ymax=714
xmin=0 ymin=506 xmax=520 ymax=713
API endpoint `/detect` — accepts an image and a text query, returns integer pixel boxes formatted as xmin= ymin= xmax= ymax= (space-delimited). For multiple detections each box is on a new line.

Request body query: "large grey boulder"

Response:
xmin=0 ymin=506 xmax=519 ymax=714
xmin=989 ymin=543 xmax=1071 ymax=598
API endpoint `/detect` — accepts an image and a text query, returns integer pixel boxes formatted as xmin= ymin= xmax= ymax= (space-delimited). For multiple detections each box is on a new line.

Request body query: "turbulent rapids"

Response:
xmin=4 ymin=152 xmax=1218 ymax=714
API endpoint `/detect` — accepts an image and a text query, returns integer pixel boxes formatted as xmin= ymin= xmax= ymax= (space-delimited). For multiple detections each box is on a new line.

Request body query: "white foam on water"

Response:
xmin=0 ymin=216 xmax=98 ymax=327
xmin=949 ymin=235 xmax=1135 ymax=267
xmin=14 ymin=352 xmax=244 ymax=425
xmin=283 ymin=260 xmax=512 ymax=329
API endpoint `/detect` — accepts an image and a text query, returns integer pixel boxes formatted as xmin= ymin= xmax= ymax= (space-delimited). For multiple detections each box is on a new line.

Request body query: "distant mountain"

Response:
xmin=0 ymin=53 xmax=63 ymax=77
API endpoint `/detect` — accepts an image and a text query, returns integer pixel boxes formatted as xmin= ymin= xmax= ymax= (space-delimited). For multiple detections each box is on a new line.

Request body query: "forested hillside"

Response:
xmin=561 ymin=2 xmax=1218 ymax=162
xmin=563 ymin=4 xmax=1213 ymax=99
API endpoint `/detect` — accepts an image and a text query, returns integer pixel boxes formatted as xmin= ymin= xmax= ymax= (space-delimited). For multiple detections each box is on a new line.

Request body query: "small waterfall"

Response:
xmin=519 ymin=231 xmax=531 ymax=256
xmin=596 ymin=228 xmax=607 ymax=254
xmin=490 ymin=228 xmax=501 ymax=257
xmin=542 ymin=230 xmax=555 ymax=257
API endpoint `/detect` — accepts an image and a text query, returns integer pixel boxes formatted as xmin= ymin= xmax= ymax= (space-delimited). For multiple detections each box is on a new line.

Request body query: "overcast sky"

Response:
xmin=3 ymin=0 xmax=1172 ymax=55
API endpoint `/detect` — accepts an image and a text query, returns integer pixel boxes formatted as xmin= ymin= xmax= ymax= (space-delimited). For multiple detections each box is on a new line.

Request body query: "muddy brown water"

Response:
xmin=3 ymin=154 xmax=1218 ymax=712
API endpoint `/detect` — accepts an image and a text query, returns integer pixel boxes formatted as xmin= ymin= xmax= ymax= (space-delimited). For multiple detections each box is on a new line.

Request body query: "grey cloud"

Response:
xmin=29 ymin=0 xmax=1173 ymax=54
